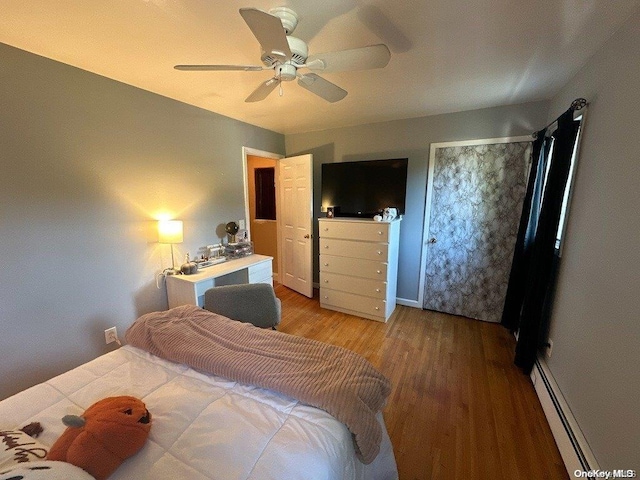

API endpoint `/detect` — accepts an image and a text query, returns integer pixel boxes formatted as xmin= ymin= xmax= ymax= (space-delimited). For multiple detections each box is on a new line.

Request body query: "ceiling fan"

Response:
xmin=174 ymin=6 xmax=391 ymax=103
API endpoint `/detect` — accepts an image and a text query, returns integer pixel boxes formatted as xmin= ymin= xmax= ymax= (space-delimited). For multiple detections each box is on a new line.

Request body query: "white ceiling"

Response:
xmin=1 ymin=1 xmax=638 ymax=134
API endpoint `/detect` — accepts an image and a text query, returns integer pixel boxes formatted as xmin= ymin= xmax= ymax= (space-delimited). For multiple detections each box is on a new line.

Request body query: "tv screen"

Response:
xmin=321 ymin=159 xmax=408 ymax=218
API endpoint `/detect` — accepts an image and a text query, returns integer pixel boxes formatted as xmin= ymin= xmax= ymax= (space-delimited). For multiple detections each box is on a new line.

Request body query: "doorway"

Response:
xmin=242 ymin=148 xmax=283 ymax=282
xmin=418 ymin=137 xmax=532 ymax=322
xmin=242 ymin=149 xmax=314 ymax=298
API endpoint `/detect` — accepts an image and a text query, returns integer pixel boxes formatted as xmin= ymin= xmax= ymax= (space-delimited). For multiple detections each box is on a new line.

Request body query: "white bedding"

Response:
xmin=0 ymin=345 xmax=397 ymax=480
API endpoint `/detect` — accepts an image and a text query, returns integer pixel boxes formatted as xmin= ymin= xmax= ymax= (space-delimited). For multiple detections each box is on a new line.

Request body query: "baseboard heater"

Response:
xmin=531 ymin=358 xmax=599 ymax=475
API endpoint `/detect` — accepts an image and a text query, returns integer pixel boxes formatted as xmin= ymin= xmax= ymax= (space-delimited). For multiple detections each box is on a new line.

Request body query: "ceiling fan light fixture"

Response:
xmin=276 ymin=63 xmax=297 ymax=81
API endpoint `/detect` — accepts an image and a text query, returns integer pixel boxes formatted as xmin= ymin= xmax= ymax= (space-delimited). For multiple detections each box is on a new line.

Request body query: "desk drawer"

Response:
xmin=320 ymin=254 xmax=387 ymax=279
xmin=319 ymin=221 xmax=389 ymax=242
xmin=320 ymin=238 xmax=388 ymax=261
xmin=320 ymin=272 xmax=386 ymax=299
xmin=195 ymin=278 xmax=216 ymax=297
xmin=248 ymin=261 xmax=272 ymax=283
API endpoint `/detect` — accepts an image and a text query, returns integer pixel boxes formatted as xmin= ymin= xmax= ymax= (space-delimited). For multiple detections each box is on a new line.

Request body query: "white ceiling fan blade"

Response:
xmin=297 ymin=74 xmax=347 ymax=103
xmin=245 ymin=78 xmax=279 ymax=102
xmin=174 ymin=64 xmax=265 ymax=71
xmin=306 ymin=44 xmax=391 ymax=73
xmin=239 ymin=8 xmax=292 ymax=63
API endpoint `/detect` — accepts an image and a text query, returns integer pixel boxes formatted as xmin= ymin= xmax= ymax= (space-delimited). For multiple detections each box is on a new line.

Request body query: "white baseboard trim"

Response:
xmin=531 ymin=358 xmax=599 ymax=476
xmin=396 ymin=297 xmax=421 ymax=308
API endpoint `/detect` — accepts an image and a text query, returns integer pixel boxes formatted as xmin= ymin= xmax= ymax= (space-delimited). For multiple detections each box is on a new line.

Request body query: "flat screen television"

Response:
xmin=321 ymin=158 xmax=408 ymax=218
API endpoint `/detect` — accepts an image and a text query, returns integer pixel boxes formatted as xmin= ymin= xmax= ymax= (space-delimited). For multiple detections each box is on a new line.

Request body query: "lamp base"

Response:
xmin=163 ymin=267 xmax=180 ymax=276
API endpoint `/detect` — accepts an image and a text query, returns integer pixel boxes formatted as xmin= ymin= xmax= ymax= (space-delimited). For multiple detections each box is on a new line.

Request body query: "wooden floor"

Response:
xmin=274 ymin=284 xmax=568 ymax=480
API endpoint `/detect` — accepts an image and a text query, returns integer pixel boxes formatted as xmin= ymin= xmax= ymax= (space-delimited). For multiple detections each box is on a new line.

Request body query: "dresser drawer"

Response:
xmin=320 ymin=254 xmax=387 ymax=279
xmin=319 ymin=220 xmax=389 ymax=242
xmin=320 ymin=272 xmax=386 ymax=299
xmin=320 ymin=288 xmax=386 ymax=318
xmin=320 ymin=238 xmax=388 ymax=261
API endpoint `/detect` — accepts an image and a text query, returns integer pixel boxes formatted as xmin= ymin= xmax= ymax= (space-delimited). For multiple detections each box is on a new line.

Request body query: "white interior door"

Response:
xmin=278 ymin=154 xmax=313 ymax=298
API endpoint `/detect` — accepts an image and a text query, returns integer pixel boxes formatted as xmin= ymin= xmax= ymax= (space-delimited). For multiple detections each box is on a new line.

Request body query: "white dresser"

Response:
xmin=319 ymin=218 xmax=401 ymax=322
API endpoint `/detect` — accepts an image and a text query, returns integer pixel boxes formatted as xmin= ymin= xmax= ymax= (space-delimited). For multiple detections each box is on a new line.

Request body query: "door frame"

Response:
xmin=241 ymin=147 xmax=284 ymax=281
xmin=417 ymin=135 xmax=533 ymax=308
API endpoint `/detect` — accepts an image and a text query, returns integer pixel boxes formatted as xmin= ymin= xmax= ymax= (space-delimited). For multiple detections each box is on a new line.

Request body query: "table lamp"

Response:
xmin=158 ymin=220 xmax=183 ymax=275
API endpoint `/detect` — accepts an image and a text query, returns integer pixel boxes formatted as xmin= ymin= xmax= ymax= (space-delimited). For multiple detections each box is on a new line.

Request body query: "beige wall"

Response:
xmin=246 ymin=155 xmax=279 ymax=275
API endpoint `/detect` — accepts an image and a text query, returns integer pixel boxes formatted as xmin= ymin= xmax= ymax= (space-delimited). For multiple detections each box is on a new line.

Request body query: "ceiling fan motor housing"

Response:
xmin=268 ymin=6 xmax=299 ymax=34
xmin=261 ymin=36 xmax=308 ymax=67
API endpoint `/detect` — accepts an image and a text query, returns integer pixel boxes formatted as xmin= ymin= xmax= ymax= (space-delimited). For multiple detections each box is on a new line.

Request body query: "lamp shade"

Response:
xmin=158 ymin=220 xmax=183 ymax=244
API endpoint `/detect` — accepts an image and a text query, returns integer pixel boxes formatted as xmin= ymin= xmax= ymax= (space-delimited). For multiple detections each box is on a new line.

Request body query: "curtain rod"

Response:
xmin=533 ymin=98 xmax=588 ymax=138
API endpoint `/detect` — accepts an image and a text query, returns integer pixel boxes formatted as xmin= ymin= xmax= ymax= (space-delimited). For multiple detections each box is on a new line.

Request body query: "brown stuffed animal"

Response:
xmin=47 ymin=396 xmax=151 ymax=480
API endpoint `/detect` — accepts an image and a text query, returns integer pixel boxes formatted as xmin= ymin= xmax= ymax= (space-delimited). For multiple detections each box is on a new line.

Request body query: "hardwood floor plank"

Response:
xmin=275 ymin=284 xmax=568 ymax=480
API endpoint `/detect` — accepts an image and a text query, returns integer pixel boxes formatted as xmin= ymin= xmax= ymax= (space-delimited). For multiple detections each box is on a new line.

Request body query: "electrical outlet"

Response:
xmin=238 ymin=219 xmax=246 ymax=229
xmin=546 ymin=339 xmax=554 ymax=358
xmin=105 ymin=327 xmax=118 ymax=345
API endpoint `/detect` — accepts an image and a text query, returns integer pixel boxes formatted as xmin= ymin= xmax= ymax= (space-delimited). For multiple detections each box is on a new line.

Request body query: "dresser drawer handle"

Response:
xmin=377 ymin=250 xmax=382 ymax=255
xmin=324 ymin=245 xmax=329 ymax=249
xmin=324 ymin=295 xmax=329 ymax=299
xmin=376 ymin=270 xmax=382 ymax=274
xmin=324 ymin=280 xmax=329 ymax=283
xmin=324 ymin=263 xmax=329 ymax=266
xmin=375 ymin=306 xmax=380 ymax=311
xmin=324 ymin=227 xmax=329 ymax=231
xmin=378 ymin=231 xmax=383 ymax=235
xmin=376 ymin=288 xmax=381 ymax=292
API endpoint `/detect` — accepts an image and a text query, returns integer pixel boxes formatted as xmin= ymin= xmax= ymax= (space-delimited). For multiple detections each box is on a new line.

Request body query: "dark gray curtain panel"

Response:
xmin=501 ymin=109 xmax=581 ymax=373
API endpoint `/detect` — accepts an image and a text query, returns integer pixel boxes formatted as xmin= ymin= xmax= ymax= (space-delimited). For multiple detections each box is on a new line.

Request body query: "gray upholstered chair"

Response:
xmin=203 ymin=283 xmax=281 ymax=329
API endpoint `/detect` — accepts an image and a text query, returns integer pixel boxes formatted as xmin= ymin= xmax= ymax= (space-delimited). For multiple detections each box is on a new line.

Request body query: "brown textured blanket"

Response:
xmin=125 ymin=305 xmax=391 ymax=464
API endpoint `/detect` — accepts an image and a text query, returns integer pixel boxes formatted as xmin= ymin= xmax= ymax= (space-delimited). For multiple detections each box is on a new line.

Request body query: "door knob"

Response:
xmin=304 ymin=234 xmax=311 ymax=239
xmin=428 ymin=237 xmax=437 ymax=244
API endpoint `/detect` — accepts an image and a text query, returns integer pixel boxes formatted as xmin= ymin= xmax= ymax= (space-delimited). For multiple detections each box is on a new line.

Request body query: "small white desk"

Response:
xmin=166 ymin=254 xmax=273 ymax=308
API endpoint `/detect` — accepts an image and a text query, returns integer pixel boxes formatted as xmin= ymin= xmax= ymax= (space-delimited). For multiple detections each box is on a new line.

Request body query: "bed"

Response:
xmin=0 ymin=306 xmax=398 ymax=480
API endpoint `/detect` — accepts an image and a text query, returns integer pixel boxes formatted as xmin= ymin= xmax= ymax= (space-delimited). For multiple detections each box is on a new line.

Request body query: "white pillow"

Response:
xmin=0 ymin=429 xmax=48 ymax=469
